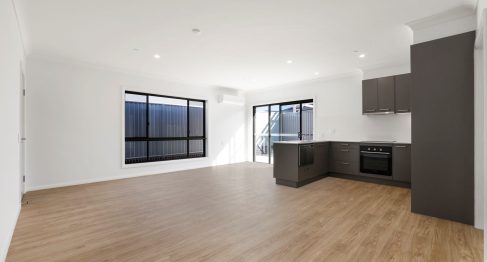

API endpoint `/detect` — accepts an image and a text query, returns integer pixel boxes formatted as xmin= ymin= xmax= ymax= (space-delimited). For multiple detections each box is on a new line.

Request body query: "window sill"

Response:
xmin=121 ymin=156 xmax=210 ymax=169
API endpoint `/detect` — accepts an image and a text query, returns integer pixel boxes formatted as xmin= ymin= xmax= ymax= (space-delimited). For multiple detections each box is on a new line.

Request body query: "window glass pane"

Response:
xmin=125 ymin=94 xmax=147 ymax=137
xmin=189 ymin=139 xmax=204 ymax=158
xmin=189 ymin=101 xmax=204 ymax=137
xmin=149 ymin=140 xmax=187 ymax=161
xmin=125 ymin=141 xmax=147 ymax=163
xmin=280 ymin=104 xmax=300 ymax=141
xmin=269 ymin=105 xmax=280 ymax=164
xmin=302 ymin=102 xmax=313 ymax=141
xmin=254 ymin=106 xmax=269 ymax=163
xmin=149 ymin=96 xmax=187 ymax=137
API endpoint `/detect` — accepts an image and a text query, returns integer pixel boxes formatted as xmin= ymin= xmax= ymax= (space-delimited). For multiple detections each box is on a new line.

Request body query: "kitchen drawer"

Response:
xmin=330 ymin=161 xmax=359 ymax=175
xmin=331 ymin=142 xmax=359 ymax=150
xmin=330 ymin=147 xmax=359 ymax=162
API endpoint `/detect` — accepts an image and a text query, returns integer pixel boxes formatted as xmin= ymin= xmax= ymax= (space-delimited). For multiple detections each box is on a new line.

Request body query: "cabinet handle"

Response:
xmin=365 ymin=109 xmax=375 ymax=112
xmin=341 ymin=162 xmax=350 ymax=165
xmin=341 ymin=149 xmax=349 ymax=152
xmin=341 ymin=143 xmax=349 ymax=146
xmin=379 ymin=108 xmax=390 ymax=111
xmin=397 ymin=109 xmax=409 ymax=112
xmin=395 ymin=145 xmax=407 ymax=148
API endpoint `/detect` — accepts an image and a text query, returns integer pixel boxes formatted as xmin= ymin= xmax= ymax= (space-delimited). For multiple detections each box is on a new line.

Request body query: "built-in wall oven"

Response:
xmin=360 ymin=144 xmax=392 ymax=176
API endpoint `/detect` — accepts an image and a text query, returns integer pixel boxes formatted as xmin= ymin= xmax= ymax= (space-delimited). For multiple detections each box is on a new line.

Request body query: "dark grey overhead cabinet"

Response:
xmin=362 ymin=79 xmax=379 ymax=114
xmin=411 ymin=31 xmax=475 ymax=225
xmin=377 ymin=76 xmax=395 ymax=113
xmin=394 ymin=74 xmax=411 ymax=113
xmin=362 ymin=76 xmax=395 ymax=114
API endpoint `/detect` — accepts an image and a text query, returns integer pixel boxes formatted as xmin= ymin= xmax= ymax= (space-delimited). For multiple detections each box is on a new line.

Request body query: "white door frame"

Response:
xmin=19 ymin=62 xmax=26 ymax=197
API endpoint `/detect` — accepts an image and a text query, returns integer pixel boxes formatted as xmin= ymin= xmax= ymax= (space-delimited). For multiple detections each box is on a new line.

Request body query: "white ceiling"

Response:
xmin=18 ymin=0 xmax=476 ymax=90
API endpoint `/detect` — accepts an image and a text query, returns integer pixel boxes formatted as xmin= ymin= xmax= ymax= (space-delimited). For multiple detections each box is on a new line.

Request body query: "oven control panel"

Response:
xmin=359 ymin=145 xmax=392 ymax=154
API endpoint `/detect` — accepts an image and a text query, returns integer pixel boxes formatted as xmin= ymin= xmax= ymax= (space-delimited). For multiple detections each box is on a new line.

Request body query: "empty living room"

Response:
xmin=2 ymin=0 xmax=487 ymax=261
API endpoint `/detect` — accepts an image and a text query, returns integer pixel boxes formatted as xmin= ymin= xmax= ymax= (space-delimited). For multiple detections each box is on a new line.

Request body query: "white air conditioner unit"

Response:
xmin=217 ymin=94 xmax=245 ymax=106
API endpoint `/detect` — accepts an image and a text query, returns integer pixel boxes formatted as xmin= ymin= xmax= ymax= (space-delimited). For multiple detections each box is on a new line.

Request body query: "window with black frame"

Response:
xmin=124 ymin=91 xmax=206 ymax=164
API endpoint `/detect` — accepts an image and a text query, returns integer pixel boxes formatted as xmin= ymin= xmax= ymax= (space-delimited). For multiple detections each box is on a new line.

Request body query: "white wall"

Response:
xmin=245 ymin=74 xmax=411 ymax=160
xmin=407 ymin=6 xmax=477 ymax=45
xmin=477 ymin=0 xmax=487 ymax=259
xmin=475 ymin=45 xmax=485 ymax=230
xmin=25 ymin=56 xmax=247 ymax=191
xmin=0 ymin=0 xmax=25 ymax=260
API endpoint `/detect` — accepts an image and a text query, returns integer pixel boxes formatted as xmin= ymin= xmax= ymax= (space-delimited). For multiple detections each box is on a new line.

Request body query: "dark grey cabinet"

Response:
xmin=314 ymin=142 xmax=329 ymax=176
xmin=273 ymin=142 xmax=329 ymax=187
xmin=363 ymin=76 xmax=395 ymax=114
xmin=274 ymin=141 xmax=412 ymax=188
xmin=329 ymin=142 xmax=359 ymax=175
xmin=392 ymin=144 xmax=411 ymax=183
xmin=299 ymin=144 xmax=314 ymax=167
xmin=377 ymin=76 xmax=395 ymax=113
xmin=411 ymin=31 xmax=475 ymax=225
xmin=363 ymin=74 xmax=413 ymax=114
xmin=394 ymin=74 xmax=411 ymax=113
xmin=362 ymin=79 xmax=378 ymax=113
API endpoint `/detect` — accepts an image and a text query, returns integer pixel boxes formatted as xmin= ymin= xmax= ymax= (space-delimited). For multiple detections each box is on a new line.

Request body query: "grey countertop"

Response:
xmin=273 ymin=140 xmax=411 ymax=145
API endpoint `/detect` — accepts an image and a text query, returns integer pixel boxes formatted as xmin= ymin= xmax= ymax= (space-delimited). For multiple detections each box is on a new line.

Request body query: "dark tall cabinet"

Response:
xmin=410 ymin=31 xmax=475 ymax=225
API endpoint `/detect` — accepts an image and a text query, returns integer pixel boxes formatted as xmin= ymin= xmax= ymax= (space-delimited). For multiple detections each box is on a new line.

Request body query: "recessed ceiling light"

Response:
xmin=287 ymin=60 xmax=293 ymax=64
xmin=359 ymin=53 xmax=366 ymax=58
xmin=132 ymin=48 xmax=140 ymax=52
xmin=154 ymin=53 xmax=161 ymax=59
xmin=192 ymin=28 xmax=201 ymax=35
xmin=314 ymin=72 xmax=320 ymax=76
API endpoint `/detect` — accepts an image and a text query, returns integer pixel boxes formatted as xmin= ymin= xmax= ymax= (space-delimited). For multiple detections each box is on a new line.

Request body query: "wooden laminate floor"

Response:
xmin=7 ymin=162 xmax=483 ymax=261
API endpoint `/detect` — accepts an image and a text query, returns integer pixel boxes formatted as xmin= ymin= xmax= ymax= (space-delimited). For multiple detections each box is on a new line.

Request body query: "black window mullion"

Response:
xmin=146 ymin=95 xmax=149 ymax=161
xmin=203 ymin=101 xmax=206 ymax=157
xmin=279 ymin=106 xmax=282 ymax=141
xmin=299 ymin=103 xmax=303 ymax=140
xmin=252 ymin=107 xmax=256 ymax=162
xmin=268 ymin=105 xmax=271 ymax=164
xmin=186 ymin=100 xmax=190 ymax=158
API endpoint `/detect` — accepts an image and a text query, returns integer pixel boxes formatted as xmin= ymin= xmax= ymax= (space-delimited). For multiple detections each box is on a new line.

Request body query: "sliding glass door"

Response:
xmin=254 ymin=106 xmax=270 ymax=163
xmin=253 ymin=99 xmax=314 ymax=164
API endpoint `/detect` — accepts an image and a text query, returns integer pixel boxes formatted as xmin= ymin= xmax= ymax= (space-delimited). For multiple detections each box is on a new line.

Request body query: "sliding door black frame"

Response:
xmin=252 ymin=99 xmax=313 ymax=164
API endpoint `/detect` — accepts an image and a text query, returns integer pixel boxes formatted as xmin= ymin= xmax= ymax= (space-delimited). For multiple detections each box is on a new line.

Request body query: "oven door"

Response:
xmin=360 ymin=152 xmax=392 ymax=176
